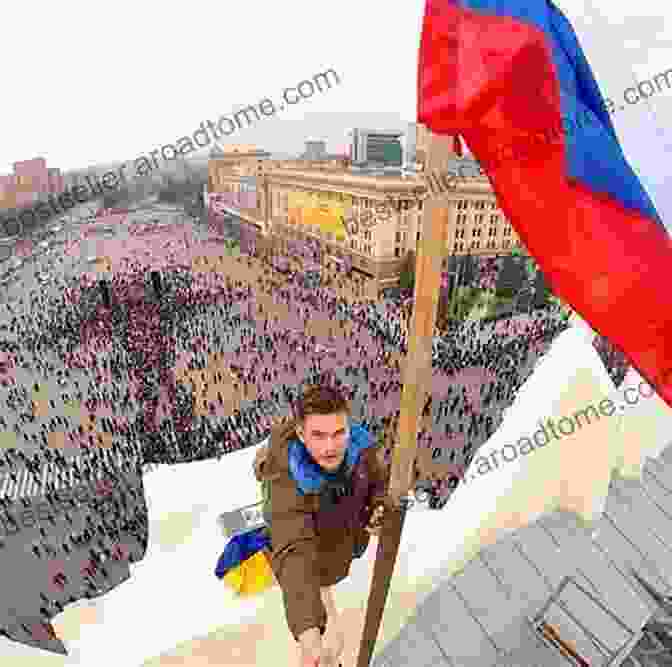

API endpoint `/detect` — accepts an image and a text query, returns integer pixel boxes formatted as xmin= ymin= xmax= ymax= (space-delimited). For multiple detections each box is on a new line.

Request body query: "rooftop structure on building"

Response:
xmin=301 ymin=140 xmax=327 ymax=161
xmin=210 ymin=144 xmax=271 ymax=159
xmin=349 ymin=128 xmax=404 ymax=168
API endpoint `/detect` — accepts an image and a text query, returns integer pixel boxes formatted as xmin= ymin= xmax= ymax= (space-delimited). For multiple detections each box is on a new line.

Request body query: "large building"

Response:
xmin=0 ymin=158 xmax=64 ymax=211
xmin=349 ymin=129 xmax=404 ymax=167
xmin=208 ymin=147 xmax=523 ymax=289
xmin=264 ymin=161 xmax=522 ymax=287
xmin=206 ymin=146 xmax=273 ymax=252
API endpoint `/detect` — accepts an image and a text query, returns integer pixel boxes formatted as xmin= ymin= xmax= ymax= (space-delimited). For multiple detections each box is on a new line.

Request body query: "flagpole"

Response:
xmin=355 ymin=130 xmax=455 ymax=667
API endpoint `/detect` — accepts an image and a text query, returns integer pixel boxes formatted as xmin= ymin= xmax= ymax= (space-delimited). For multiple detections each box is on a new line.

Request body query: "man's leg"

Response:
xmin=320 ymin=586 xmax=344 ymax=666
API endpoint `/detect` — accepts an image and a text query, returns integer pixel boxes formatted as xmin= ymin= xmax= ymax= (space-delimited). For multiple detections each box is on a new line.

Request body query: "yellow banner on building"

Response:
xmin=287 ymin=191 xmax=351 ymax=241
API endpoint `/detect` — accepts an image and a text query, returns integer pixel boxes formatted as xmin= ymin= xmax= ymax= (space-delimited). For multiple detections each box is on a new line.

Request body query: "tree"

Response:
xmin=398 ymin=251 xmax=415 ymax=290
xmin=532 ymin=270 xmax=551 ymax=309
xmin=460 ymin=255 xmax=477 ymax=286
xmin=496 ymin=255 xmax=526 ymax=297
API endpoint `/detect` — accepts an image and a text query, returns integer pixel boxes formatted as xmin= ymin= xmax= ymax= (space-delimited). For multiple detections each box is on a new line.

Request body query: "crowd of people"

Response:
xmin=0 ymin=209 xmax=584 ymax=652
xmin=0 ymin=240 xmax=570 ymax=509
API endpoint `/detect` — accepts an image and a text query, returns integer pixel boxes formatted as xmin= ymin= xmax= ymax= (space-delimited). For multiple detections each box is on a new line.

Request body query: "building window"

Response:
xmin=471 ymin=241 xmax=479 ymax=249
xmin=503 ymin=240 xmax=510 ymax=248
xmin=457 ymin=214 xmax=466 ymax=224
xmin=457 ymin=200 xmax=468 ymax=210
xmin=395 ymin=231 xmax=401 ymax=243
xmin=417 ymin=231 xmax=421 ymax=241
xmin=490 ymin=202 xmax=497 ymax=209
xmin=490 ymin=214 xmax=499 ymax=224
xmin=395 ymin=247 xmax=401 ymax=258
xmin=475 ymin=214 xmax=484 ymax=224
xmin=504 ymin=226 xmax=512 ymax=236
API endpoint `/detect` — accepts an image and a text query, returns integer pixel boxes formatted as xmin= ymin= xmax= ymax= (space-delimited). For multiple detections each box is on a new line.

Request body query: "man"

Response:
xmin=254 ymin=384 xmax=389 ymax=666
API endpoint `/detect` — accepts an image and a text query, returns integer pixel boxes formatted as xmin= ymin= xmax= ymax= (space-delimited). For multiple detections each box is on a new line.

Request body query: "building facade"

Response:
xmin=207 ymin=150 xmax=523 ymax=288
xmin=264 ymin=166 xmax=523 ymax=287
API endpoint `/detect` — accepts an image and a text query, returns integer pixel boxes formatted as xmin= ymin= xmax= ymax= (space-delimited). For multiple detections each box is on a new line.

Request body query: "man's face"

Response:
xmin=296 ymin=411 xmax=349 ymax=471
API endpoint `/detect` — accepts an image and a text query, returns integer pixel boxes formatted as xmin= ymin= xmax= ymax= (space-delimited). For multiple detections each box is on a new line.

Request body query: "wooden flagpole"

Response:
xmin=355 ymin=130 xmax=457 ymax=667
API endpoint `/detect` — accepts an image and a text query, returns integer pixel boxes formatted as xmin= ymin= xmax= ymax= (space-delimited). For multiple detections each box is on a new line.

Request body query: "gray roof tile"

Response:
xmin=479 ymin=541 xmax=551 ymax=611
xmin=510 ymin=522 xmax=570 ymax=593
xmin=492 ymin=620 xmax=570 ymax=667
xmin=612 ymin=478 xmax=672 ymax=552
xmin=658 ymin=446 xmax=672 ymax=466
xmin=450 ymin=558 xmax=518 ymax=638
xmin=371 ymin=617 xmax=451 ymax=667
xmin=415 ymin=585 xmax=500 ymax=667
xmin=543 ymin=577 xmax=634 ymax=661
xmin=382 ymin=444 xmax=672 ymax=666
xmin=642 ymin=458 xmax=672 ymax=492
xmin=640 ymin=466 xmax=672 ymax=516
xmin=647 ymin=456 xmax=672 ymax=490
xmin=592 ymin=516 xmax=671 ymax=598
xmin=531 ymin=509 xmax=651 ymax=633
xmin=604 ymin=498 xmax=672 ymax=583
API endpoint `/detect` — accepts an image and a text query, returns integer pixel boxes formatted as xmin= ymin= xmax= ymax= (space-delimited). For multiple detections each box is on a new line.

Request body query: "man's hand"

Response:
xmin=299 ymin=627 xmax=323 ymax=666
xmin=321 ymin=627 xmax=345 ymax=666
xmin=299 ymin=627 xmax=342 ymax=667
xmin=365 ymin=504 xmax=385 ymax=536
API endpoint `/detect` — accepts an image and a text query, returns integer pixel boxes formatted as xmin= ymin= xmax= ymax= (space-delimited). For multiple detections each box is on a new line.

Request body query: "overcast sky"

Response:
xmin=1 ymin=0 xmax=671 ymax=214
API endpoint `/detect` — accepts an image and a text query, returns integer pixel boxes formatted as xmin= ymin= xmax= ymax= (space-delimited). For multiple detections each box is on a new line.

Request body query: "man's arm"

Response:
xmin=267 ymin=475 xmax=327 ymax=642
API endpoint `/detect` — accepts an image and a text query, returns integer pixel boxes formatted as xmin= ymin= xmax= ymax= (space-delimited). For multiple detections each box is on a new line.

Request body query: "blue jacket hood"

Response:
xmin=287 ymin=422 xmax=372 ymax=495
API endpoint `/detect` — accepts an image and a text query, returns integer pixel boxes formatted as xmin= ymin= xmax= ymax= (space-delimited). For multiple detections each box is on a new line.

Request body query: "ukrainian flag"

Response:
xmin=215 ymin=527 xmax=275 ymax=596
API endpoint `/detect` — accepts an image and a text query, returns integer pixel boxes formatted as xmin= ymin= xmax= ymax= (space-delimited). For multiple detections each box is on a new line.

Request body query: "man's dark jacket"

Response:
xmin=253 ymin=418 xmax=388 ymax=641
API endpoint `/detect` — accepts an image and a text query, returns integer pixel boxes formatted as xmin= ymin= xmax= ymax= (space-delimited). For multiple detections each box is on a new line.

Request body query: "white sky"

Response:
xmin=1 ymin=0 xmax=671 ymax=189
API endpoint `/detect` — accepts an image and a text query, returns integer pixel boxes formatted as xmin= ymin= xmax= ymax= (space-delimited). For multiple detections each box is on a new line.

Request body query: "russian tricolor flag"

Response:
xmin=418 ymin=0 xmax=672 ymax=407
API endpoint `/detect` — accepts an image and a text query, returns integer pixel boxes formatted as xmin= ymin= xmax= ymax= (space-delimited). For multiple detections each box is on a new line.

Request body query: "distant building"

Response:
xmin=301 ymin=140 xmax=327 ymax=161
xmin=206 ymin=150 xmax=523 ymax=289
xmin=349 ymin=129 xmax=404 ymax=167
xmin=0 ymin=158 xmax=64 ymax=211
